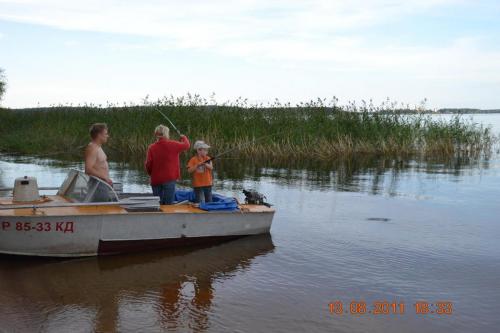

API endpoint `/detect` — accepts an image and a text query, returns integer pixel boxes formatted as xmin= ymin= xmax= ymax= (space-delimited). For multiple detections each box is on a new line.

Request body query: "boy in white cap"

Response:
xmin=187 ymin=140 xmax=213 ymax=203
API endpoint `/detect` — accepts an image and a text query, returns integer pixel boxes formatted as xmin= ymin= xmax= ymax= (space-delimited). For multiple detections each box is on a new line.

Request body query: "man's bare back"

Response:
xmin=85 ymin=123 xmax=112 ymax=185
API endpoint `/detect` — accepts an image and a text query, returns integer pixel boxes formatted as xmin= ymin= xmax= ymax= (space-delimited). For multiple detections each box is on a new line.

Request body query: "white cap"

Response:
xmin=193 ymin=140 xmax=211 ymax=150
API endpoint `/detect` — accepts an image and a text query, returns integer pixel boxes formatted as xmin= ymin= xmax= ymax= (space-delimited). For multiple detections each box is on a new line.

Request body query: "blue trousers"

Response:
xmin=152 ymin=181 xmax=176 ymax=205
xmin=194 ymin=186 xmax=213 ymax=203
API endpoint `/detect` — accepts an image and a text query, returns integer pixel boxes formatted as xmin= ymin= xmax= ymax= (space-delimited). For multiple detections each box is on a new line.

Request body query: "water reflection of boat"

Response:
xmin=0 ymin=234 xmax=275 ymax=332
xmin=0 ymin=170 xmax=274 ymax=257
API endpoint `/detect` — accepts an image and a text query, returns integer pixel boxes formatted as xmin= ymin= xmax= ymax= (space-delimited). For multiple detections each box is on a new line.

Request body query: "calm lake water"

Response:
xmin=1 ymin=114 xmax=499 ymax=333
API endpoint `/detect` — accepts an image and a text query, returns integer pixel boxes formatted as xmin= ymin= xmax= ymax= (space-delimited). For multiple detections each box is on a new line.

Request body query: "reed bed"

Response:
xmin=0 ymin=96 xmax=494 ymax=161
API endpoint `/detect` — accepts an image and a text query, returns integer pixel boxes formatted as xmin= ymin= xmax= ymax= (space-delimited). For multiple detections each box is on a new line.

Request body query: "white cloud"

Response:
xmin=1 ymin=0 xmax=485 ymax=71
xmin=63 ymin=40 xmax=79 ymax=47
xmin=0 ymin=0 xmax=499 ymax=108
xmin=0 ymin=1 xmax=458 ymax=46
xmin=0 ymin=1 xmax=481 ymax=53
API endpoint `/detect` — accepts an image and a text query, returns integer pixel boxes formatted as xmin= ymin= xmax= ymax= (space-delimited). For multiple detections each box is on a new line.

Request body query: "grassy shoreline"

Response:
xmin=0 ymin=101 xmax=495 ymax=161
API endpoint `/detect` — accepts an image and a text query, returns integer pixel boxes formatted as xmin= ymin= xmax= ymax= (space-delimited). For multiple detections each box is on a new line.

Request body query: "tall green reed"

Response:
xmin=0 ymin=95 xmax=494 ymax=161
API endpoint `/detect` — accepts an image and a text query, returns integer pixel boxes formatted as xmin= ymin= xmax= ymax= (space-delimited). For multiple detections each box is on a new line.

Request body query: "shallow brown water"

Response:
xmin=0 ymin=114 xmax=499 ymax=332
xmin=0 ymin=235 xmax=274 ymax=332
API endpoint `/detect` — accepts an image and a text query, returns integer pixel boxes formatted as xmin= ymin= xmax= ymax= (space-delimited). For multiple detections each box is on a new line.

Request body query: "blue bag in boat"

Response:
xmin=174 ymin=190 xmax=196 ymax=202
xmin=199 ymin=194 xmax=239 ymax=211
xmin=174 ymin=190 xmax=239 ymax=211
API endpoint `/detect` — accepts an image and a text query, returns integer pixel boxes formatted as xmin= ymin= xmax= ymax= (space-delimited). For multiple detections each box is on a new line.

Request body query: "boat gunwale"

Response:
xmin=0 ymin=204 xmax=274 ymax=218
xmin=0 ymin=209 xmax=275 ymax=217
xmin=0 ymin=194 xmax=275 ymax=216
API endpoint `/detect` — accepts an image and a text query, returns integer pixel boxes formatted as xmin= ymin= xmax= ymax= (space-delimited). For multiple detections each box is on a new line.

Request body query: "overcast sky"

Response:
xmin=0 ymin=0 xmax=499 ymax=109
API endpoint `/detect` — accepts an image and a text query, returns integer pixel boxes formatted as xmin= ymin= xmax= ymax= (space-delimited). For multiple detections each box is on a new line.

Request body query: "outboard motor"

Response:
xmin=13 ymin=176 xmax=40 ymax=202
xmin=243 ymin=189 xmax=272 ymax=207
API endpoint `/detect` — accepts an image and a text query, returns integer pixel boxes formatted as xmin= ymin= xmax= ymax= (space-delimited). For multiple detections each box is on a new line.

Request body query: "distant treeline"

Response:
xmin=435 ymin=108 xmax=500 ymax=114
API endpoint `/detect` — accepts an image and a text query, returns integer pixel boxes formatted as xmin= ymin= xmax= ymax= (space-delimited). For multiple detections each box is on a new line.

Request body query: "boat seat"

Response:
xmin=119 ymin=196 xmax=161 ymax=212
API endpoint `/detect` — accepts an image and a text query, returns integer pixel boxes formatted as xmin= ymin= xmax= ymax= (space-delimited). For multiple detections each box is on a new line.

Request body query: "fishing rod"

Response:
xmin=156 ymin=107 xmax=182 ymax=137
xmin=200 ymin=130 xmax=286 ymax=165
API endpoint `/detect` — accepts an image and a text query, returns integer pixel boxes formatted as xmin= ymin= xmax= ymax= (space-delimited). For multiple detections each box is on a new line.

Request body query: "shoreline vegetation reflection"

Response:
xmin=0 ymin=234 xmax=274 ymax=332
xmin=0 ymin=152 xmax=494 ymax=197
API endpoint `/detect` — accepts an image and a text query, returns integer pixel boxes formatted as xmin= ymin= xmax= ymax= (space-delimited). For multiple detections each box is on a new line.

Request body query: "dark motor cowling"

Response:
xmin=242 ymin=190 xmax=272 ymax=207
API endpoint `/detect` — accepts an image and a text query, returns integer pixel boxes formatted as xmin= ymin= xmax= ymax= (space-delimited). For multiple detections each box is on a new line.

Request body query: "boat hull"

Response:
xmin=0 ymin=208 xmax=274 ymax=257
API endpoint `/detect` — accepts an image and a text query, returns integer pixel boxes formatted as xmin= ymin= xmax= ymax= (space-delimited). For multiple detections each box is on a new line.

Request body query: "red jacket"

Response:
xmin=145 ymin=136 xmax=190 ymax=185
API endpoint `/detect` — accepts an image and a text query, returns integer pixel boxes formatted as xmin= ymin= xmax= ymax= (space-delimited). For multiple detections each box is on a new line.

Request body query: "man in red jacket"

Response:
xmin=145 ymin=124 xmax=190 ymax=204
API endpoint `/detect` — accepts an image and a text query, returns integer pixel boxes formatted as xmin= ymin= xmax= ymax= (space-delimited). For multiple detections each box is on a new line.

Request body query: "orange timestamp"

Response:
xmin=328 ymin=300 xmax=453 ymax=315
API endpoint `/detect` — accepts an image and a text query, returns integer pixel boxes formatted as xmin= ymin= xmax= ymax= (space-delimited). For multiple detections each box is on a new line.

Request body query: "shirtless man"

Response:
xmin=85 ymin=123 xmax=112 ymax=185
